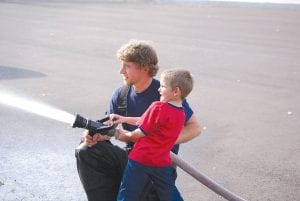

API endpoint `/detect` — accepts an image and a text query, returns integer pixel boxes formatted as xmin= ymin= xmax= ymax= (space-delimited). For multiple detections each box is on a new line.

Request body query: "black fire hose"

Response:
xmin=171 ymin=152 xmax=247 ymax=201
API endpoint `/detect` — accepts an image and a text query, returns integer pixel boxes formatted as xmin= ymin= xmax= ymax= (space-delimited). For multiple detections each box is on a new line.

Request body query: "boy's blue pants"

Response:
xmin=117 ymin=159 xmax=184 ymax=201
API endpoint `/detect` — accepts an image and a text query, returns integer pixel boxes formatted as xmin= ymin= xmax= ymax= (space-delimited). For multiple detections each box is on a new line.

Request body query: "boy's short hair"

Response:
xmin=161 ymin=69 xmax=194 ymax=99
xmin=117 ymin=39 xmax=159 ymax=77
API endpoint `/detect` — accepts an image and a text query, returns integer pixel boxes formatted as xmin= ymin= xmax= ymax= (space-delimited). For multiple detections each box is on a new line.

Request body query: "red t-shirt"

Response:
xmin=128 ymin=101 xmax=185 ymax=167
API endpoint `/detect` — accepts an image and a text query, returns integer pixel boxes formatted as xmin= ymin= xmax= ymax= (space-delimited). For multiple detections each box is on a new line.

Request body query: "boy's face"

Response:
xmin=158 ymin=76 xmax=174 ymax=102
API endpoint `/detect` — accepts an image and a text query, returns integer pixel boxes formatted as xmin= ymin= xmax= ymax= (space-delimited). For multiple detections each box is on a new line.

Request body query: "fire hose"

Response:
xmin=171 ymin=152 xmax=247 ymax=201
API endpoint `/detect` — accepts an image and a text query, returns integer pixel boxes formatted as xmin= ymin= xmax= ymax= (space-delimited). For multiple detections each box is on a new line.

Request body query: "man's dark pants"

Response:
xmin=75 ymin=141 xmax=160 ymax=201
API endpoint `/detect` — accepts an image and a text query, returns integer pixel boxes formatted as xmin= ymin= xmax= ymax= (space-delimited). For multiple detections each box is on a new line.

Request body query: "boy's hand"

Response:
xmin=110 ymin=113 xmax=125 ymax=124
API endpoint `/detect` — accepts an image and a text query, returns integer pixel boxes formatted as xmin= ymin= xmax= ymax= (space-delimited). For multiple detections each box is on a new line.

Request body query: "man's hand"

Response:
xmin=81 ymin=130 xmax=111 ymax=147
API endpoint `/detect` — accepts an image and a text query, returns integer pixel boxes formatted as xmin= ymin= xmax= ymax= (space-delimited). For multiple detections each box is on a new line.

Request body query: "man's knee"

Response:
xmin=75 ymin=143 xmax=89 ymax=160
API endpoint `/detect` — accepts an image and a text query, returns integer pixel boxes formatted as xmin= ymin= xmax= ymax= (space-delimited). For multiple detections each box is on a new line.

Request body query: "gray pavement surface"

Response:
xmin=0 ymin=1 xmax=300 ymax=201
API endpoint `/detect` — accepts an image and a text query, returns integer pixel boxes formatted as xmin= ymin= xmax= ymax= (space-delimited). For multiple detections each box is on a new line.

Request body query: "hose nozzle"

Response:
xmin=72 ymin=114 xmax=116 ymax=136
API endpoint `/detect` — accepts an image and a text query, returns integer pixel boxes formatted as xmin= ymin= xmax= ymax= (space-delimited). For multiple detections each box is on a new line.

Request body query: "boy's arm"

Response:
xmin=115 ymin=128 xmax=145 ymax=142
xmin=175 ymin=114 xmax=202 ymax=144
xmin=110 ymin=113 xmax=140 ymax=126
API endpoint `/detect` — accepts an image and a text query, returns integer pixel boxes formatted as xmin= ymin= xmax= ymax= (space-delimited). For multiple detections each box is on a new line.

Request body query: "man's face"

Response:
xmin=119 ymin=61 xmax=143 ymax=85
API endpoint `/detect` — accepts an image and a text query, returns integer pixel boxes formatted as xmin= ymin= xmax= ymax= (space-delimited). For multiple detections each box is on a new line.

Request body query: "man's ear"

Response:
xmin=142 ymin=65 xmax=150 ymax=73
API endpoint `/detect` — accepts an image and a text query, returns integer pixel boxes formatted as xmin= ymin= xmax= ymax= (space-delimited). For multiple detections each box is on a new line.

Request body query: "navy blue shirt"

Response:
xmin=109 ymin=79 xmax=193 ymax=154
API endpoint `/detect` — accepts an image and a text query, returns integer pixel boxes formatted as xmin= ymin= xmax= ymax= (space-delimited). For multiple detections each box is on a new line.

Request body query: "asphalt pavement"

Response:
xmin=0 ymin=1 xmax=299 ymax=201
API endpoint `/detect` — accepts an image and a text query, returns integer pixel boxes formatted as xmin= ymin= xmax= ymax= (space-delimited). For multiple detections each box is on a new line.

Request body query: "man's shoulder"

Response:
xmin=152 ymin=78 xmax=160 ymax=88
xmin=147 ymin=79 xmax=160 ymax=95
xmin=111 ymin=85 xmax=131 ymax=104
xmin=114 ymin=85 xmax=131 ymax=96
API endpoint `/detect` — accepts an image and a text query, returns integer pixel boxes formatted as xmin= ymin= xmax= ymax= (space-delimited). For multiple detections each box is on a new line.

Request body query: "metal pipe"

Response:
xmin=171 ymin=152 xmax=247 ymax=201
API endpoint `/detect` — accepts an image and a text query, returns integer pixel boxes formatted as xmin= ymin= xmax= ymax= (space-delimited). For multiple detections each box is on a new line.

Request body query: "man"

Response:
xmin=75 ymin=40 xmax=202 ymax=201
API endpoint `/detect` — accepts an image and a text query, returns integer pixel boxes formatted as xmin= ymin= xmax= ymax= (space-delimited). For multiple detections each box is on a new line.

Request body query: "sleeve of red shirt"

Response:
xmin=137 ymin=101 xmax=163 ymax=136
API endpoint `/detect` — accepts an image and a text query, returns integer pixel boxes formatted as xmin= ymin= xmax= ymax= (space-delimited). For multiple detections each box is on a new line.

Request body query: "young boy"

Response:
xmin=115 ymin=68 xmax=194 ymax=201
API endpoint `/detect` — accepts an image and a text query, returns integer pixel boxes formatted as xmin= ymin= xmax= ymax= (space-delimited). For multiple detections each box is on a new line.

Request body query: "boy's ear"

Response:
xmin=173 ymin=86 xmax=181 ymax=97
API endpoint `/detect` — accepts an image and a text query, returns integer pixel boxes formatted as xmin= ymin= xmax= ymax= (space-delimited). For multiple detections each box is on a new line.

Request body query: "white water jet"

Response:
xmin=0 ymin=91 xmax=75 ymax=124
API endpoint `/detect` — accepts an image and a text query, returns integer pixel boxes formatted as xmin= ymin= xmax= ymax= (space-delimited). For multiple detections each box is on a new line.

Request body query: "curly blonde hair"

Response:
xmin=117 ymin=40 xmax=159 ymax=77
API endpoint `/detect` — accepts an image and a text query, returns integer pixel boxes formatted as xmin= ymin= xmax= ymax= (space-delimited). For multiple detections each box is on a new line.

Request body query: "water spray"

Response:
xmin=0 ymin=91 xmax=75 ymax=124
xmin=0 ymin=91 xmax=116 ymax=136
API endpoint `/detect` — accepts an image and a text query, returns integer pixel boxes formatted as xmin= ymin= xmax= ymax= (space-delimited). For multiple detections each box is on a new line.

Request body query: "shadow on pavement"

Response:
xmin=0 ymin=65 xmax=46 ymax=80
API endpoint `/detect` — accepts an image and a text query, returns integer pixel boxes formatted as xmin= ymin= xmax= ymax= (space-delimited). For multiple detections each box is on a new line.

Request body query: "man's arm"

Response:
xmin=175 ymin=114 xmax=202 ymax=144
